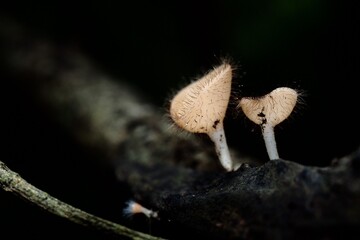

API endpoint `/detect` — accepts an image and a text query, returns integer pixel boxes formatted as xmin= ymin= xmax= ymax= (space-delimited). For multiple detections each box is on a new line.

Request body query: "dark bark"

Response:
xmin=1 ymin=19 xmax=360 ymax=240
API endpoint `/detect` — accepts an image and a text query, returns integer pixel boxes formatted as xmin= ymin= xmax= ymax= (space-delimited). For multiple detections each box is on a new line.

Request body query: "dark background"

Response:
xmin=0 ymin=1 xmax=359 ymax=239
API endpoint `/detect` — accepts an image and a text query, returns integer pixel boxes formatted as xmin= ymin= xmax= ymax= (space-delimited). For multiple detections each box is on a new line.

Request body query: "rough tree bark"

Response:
xmin=1 ymin=20 xmax=360 ymax=240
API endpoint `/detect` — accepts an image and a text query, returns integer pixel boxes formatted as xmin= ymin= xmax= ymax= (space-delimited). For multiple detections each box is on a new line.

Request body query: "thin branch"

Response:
xmin=0 ymin=160 xmax=166 ymax=240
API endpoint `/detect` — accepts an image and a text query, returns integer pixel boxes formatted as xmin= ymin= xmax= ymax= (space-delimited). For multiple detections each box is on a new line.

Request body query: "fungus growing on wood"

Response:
xmin=238 ymin=87 xmax=298 ymax=160
xmin=169 ymin=63 xmax=234 ymax=171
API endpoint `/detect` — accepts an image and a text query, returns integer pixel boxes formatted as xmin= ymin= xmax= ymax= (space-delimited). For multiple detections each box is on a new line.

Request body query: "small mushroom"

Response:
xmin=123 ymin=200 xmax=159 ymax=219
xmin=238 ymin=87 xmax=298 ymax=160
xmin=169 ymin=63 xmax=234 ymax=171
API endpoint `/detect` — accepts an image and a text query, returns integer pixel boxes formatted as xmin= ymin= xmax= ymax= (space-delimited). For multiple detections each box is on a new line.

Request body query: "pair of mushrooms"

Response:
xmin=169 ymin=62 xmax=298 ymax=171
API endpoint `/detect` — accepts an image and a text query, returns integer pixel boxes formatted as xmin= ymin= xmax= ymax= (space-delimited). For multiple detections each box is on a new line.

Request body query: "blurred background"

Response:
xmin=1 ymin=0 xmax=359 ymax=239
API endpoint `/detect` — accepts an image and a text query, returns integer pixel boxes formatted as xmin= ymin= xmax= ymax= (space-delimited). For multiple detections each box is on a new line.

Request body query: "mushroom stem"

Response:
xmin=238 ymin=87 xmax=299 ymax=161
xmin=208 ymin=126 xmax=233 ymax=171
xmin=261 ymin=124 xmax=279 ymax=160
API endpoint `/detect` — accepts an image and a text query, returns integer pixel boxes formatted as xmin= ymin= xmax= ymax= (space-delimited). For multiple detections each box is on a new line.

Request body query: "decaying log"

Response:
xmin=1 ymin=20 xmax=360 ymax=240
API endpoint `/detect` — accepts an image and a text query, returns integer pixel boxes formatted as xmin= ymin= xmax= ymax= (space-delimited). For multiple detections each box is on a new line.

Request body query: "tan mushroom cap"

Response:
xmin=170 ymin=63 xmax=232 ymax=133
xmin=238 ymin=87 xmax=298 ymax=126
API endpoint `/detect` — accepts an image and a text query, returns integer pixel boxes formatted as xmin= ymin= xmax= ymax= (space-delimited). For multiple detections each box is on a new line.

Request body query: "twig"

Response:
xmin=0 ymin=160 xmax=166 ymax=240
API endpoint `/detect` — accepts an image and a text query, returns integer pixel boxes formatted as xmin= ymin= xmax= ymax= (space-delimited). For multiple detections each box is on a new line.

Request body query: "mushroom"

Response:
xmin=169 ymin=63 xmax=234 ymax=171
xmin=123 ymin=200 xmax=159 ymax=219
xmin=238 ymin=87 xmax=298 ymax=160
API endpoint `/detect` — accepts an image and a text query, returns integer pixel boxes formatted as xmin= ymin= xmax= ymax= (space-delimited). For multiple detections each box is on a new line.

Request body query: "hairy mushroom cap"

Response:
xmin=238 ymin=87 xmax=298 ymax=127
xmin=170 ymin=63 xmax=232 ymax=133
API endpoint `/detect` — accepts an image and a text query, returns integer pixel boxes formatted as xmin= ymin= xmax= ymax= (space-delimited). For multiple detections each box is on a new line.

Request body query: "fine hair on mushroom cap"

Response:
xmin=237 ymin=87 xmax=304 ymax=160
xmin=170 ymin=63 xmax=232 ymax=134
xmin=239 ymin=87 xmax=298 ymax=126
xmin=168 ymin=60 xmax=235 ymax=171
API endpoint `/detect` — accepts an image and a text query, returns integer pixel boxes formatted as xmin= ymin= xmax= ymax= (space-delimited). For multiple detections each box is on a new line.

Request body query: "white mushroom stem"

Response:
xmin=169 ymin=63 xmax=234 ymax=171
xmin=208 ymin=126 xmax=233 ymax=171
xmin=261 ymin=124 xmax=279 ymax=160
xmin=238 ymin=87 xmax=298 ymax=161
